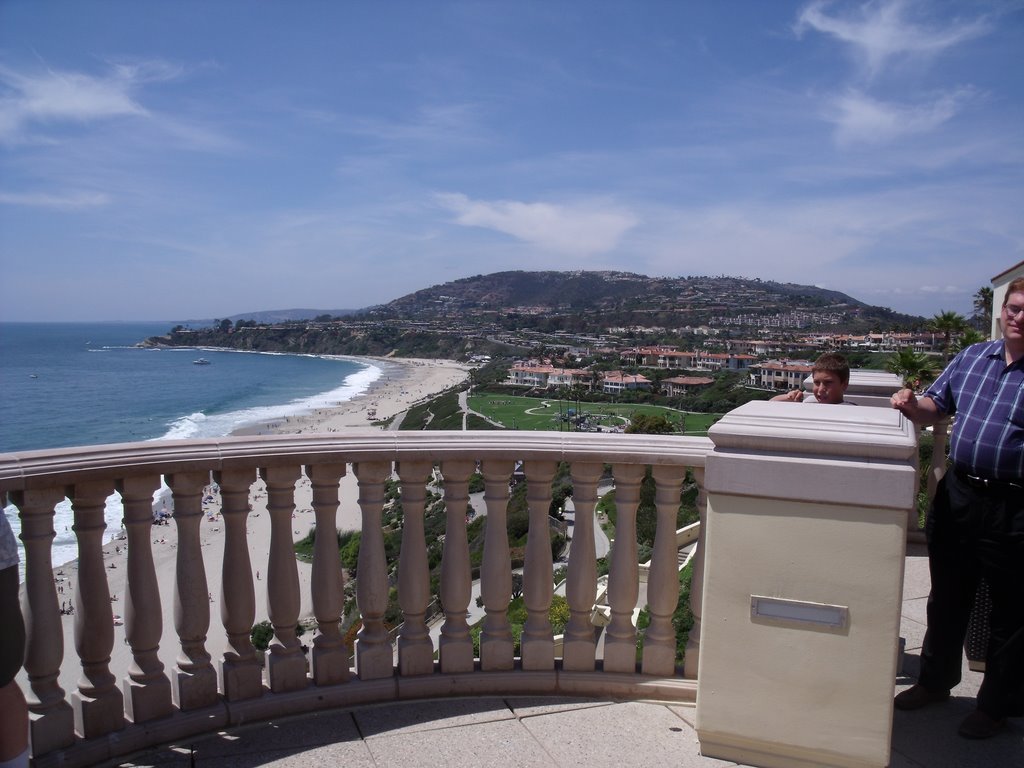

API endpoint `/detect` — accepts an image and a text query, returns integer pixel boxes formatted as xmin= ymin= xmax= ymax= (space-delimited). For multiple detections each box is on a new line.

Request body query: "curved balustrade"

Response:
xmin=1 ymin=431 xmax=711 ymax=768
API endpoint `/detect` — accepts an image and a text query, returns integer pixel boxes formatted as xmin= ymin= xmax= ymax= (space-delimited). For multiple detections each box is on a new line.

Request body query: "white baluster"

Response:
xmin=69 ymin=480 xmax=124 ymax=737
xmin=603 ymin=464 xmax=643 ymax=673
xmin=683 ymin=467 xmax=707 ymax=679
xmin=396 ymin=461 xmax=433 ymax=676
xmin=261 ymin=466 xmax=306 ymax=693
xmin=479 ymin=460 xmax=514 ymax=671
xmin=306 ymin=463 xmax=349 ymax=685
xmin=12 ymin=489 xmax=74 ymax=755
xmin=563 ymin=462 xmax=602 ymax=671
xmin=641 ymin=466 xmax=685 ymax=675
xmin=439 ymin=459 xmax=474 ymax=673
xmin=520 ymin=460 xmax=557 ymax=671
xmin=353 ymin=461 xmax=394 ymax=679
xmin=214 ymin=469 xmax=262 ymax=700
xmin=166 ymin=471 xmax=218 ymax=710
xmin=118 ymin=476 xmax=172 ymax=722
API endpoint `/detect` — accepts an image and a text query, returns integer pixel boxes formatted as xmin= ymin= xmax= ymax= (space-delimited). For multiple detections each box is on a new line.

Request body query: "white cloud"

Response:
xmin=795 ymin=0 xmax=991 ymax=78
xmin=0 ymin=190 xmax=110 ymax=208
xmin=828 ymin=88 xmax=974 ymax=145
xmin=338 ymin=103 xmax=489 ymax=149
xmin=435 ymin=193 xmax=638 ymax=256
xmin=0 ymin=60 xmax=186 ymax=144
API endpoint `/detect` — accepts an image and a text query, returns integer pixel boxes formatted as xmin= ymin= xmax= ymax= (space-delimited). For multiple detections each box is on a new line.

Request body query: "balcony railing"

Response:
xmin=4 ymin=399 xmax=930 ymax=768
xmin=2 ymin=431 xmax=712 ymax=768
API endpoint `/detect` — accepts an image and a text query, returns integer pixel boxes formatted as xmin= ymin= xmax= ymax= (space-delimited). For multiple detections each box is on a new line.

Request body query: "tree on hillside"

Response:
xmin=928 ymin=310 xmax=968 ymax=362
xmin=886 ymin=348 xmax=939 ymax=390
xmin=972 ymin=286 xmax=993 ymax=331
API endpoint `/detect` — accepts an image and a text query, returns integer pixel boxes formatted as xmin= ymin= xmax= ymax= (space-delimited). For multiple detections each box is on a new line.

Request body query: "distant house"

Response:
xmin=505 ymin=364 xmax=593 ymax=390
xmin=693 ymin=352 xmax=756 ymax=371
xmin=749 ymin=360 xmax=814 ymax=390
xmin=506 ymin=364 xmax=552 ymax=388
xmin=600 ymin=370 xmax=653 ymax=395
xmin=620 ymin=346 xmax=698 ymax=370
xmin=656 ymin=349 xmax=697 ymax=369
xmin=725 ymin=339 xmax=779 ymax=356
xmin=661 ymin=376 xmax=715 ymax=397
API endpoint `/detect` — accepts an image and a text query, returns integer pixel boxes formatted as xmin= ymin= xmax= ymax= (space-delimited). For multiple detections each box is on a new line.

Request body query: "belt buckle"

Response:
xmin=967 ymin=474 xmax=989 ymax=489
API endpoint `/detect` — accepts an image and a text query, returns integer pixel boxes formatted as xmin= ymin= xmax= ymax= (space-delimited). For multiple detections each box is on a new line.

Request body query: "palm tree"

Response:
xmin=972 ymin=286 xmax=993 ymax=331
xmin=886 ymin=348 xmax=939 ymax=390
xmin=928 ymin=310 xmax=968 ymax=361
xmin=951 ymin=328 xmax=986 ymax=355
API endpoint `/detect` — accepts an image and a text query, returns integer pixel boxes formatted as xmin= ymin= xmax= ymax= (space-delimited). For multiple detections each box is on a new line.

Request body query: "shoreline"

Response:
xmin=230 ymin=355 xmax=471 ymax=436
xmin=27 ymin=356 xmax=472 ymax=698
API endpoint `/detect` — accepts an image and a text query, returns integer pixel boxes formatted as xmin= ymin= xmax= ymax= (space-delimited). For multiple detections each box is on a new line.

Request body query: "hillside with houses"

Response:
xmin=146 ymin=271 xmax=986 ymax=415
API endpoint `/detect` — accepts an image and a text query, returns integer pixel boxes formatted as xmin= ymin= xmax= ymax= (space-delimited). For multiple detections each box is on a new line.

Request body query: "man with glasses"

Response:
xmin=890 ymin=277 xmax=1024 ymax=739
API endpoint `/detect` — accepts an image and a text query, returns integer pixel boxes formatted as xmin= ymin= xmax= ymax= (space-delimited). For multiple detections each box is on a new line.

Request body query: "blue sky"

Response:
xmin=1 ymin=1 xmax=1021 ymax=322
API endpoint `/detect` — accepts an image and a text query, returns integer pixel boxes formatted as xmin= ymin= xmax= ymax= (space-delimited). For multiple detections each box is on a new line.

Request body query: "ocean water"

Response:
xmin=1 ymin=321 xmax=381 ymax=570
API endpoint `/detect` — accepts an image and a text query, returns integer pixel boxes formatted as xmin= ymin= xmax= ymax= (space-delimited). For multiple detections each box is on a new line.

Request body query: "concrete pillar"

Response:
xmin=695 ymin=401 xmax=917 ymax=768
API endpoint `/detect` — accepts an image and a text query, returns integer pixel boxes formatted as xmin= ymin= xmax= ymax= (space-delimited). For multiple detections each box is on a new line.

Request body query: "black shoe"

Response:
xmin=958 ymin=710 xmax=1005 ymax=739
xmin=894 ymin=684 xmax=950 ymax=711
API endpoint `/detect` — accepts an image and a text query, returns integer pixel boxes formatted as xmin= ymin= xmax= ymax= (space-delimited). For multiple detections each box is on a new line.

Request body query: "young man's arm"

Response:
xmin=770 ymin=390 xmax=804 ymax=402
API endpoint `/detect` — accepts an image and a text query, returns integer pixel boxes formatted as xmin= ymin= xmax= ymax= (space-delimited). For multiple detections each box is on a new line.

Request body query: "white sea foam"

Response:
xmin=155 ymin=359 xmax=382 ymax=441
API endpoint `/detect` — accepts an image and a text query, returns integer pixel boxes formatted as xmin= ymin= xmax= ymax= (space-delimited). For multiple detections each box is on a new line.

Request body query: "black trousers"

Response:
xmin=918 ymin=470 xmax=1024 ymax=718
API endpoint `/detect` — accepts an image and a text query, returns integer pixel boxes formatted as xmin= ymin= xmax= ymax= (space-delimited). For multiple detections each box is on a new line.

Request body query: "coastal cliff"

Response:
xmin=143 ymin=322 xmax=518 ymax=359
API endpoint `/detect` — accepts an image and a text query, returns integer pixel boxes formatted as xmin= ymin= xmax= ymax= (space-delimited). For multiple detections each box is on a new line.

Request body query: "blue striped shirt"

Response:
xmin=925 ymin=340 xmax=1024 ymax=480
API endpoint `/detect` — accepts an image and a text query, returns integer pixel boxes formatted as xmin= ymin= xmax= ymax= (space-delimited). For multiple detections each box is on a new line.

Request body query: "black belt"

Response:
xmin=954 ymin=468 xmax=1024 ymax=493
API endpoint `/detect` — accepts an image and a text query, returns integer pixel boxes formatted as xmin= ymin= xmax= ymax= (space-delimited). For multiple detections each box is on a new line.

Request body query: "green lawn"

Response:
xmin=467 ymin=393 xmax=720 ymax=435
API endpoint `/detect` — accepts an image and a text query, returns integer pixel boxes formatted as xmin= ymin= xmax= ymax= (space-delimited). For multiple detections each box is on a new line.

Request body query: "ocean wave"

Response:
xmin=153 ymin=360 xmax=382 ymax=441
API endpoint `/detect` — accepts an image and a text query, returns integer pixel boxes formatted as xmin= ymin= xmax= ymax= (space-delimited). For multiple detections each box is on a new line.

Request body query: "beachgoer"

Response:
xmin=770 ymin=352 xmax=854 ymax=404
xmin=0 ymin=513 xmax=29 ymax=766
xmin=891 ymin=277 xmax=1024 ymax=739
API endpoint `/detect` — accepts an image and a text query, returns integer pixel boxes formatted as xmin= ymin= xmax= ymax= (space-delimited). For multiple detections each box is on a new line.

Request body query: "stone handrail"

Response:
xmin=1 ymin=431 xmax=712 ymax=768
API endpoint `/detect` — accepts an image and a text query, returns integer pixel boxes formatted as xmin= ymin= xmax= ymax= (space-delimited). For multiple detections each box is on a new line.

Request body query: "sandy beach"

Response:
xmin=34 ymin=356 xmax=470 ymax=699
xmin=234 ymin=356 xmax=471 ymax=435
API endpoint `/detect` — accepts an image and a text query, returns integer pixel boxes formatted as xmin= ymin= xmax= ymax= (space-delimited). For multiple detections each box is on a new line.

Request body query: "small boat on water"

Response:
xmin=193 ymin=358 xmax=211 ymax=365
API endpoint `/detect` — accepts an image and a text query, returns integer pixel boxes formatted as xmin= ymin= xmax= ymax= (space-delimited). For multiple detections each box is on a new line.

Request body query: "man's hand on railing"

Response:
xmin=891 ymin=388 xmax=945 ymax=427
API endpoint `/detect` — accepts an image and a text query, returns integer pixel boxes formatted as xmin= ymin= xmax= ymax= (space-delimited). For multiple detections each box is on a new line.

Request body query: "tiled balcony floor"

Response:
xmin=107 ymin=544 xmax=1023 ymax=768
